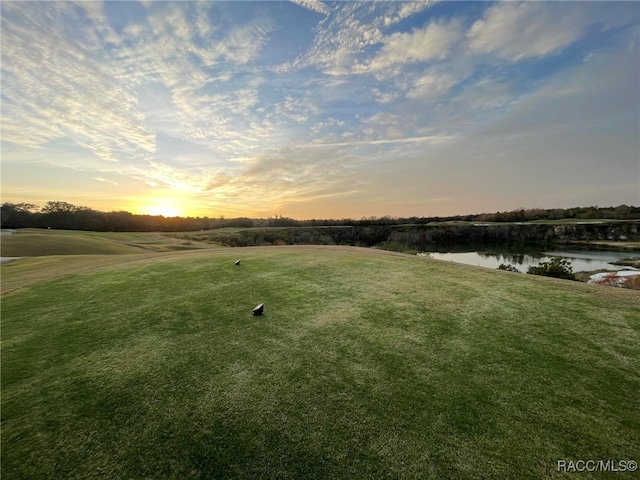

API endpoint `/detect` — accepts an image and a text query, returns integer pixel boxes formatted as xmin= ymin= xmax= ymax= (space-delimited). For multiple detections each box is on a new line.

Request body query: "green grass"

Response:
xmin=2 ymin=246 xmax=639 ymax=479
xmin=1 ymin=233 xmax=144 ymax=256
xmin=1 ymin=229 xmax=222 ymax=256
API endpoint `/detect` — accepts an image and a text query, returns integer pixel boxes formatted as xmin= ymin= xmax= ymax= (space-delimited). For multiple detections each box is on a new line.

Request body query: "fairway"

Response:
xmin=0 ymin=229 xmax=221 ymax=257
xmin=2 ymin=246 xmax=639 ymax=479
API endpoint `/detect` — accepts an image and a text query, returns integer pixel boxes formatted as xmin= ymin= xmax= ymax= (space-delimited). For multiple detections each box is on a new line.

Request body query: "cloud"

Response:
xmin=371 ymin=88 xmax=399 ymax=104
xmin=290 ymin=0 xmax=329 ymax=16
xmin=407 ymin=71 xmax=457 ymax=101
xmin=308 ymin=135 xmax=454 ymax=148
xmin=203 ymin=171 xmax=233 ymax=191
xmin=193 ymin=2 xmax=214 ymax=39
xmin=355 ymin=18 xmax=463 ymax=74
xmin=235 ymin=144 xmax=370 ymax=211
xmin=487 ymin=49 xmax=639 ymax=140
xmin=384 ymin=1 xmax=439 ymax=27
xmin=139 ymin=161 xmax=211 ymax=193
xmin=280 ymin=1 xmax=437 ymax=76
xmin=311 ymin=117 xmax=346 ymax=134
xmin=2 ymin=1 xmax=637 ymax=218
xmin=449 ymin=76 xmax=515 ymax=113
xmin=193 ymin=19 xmax=274 ymax=67
xmin=94 ymin=177 xmax=119 ymax=186
xmin=402 ymin=46 xmax=639 ymax=208
xmin=273 ymin=95 xmax=320 ymax=124
xmin=467 ymin=1 xmax=635 ymax=61
xmin=70 ymin=2 xmax=272 ymax=154
xmin=0 ymin=2 xmax=156 ymax=164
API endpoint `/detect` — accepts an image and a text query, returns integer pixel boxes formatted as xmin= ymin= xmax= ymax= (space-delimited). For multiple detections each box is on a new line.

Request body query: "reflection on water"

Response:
xmin=426 ymin=249 xmax=636 ymax=273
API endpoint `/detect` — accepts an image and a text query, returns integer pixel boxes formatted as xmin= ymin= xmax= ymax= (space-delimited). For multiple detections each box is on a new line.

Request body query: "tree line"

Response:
xmin=180 ymin=222 xmax=639 ymax=250
xmin=1 ymin=201 xmax=638 ymax=232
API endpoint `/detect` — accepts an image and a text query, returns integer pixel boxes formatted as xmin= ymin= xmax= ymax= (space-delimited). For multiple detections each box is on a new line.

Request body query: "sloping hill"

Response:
xmin=0 ymin=229 xmax=221 ymax=256
xmin=1 ymin=232 xmax=144 ymax=255
xmin=2 ymin=246 xmax=638 ymax=479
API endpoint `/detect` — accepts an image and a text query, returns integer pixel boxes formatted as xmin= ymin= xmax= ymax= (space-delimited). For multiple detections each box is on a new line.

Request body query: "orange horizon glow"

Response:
xmin=2 ymin=2 xmax=638 ymax=224
xmin=134 ymin=198 xmax=188 ymax=218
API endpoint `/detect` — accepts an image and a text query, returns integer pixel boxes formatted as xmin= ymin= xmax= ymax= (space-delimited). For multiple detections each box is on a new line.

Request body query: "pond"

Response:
xmin=424 ymin=248 xmax=637 ymax=273
xmin=0 ymin=257 xmax=26 ymax=264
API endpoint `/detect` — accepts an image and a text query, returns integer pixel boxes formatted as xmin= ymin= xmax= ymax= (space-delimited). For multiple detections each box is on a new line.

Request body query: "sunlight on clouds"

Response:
xmin=136 ymin=198 xmax=186 ymax=218
xmin=191 ymin=18 xmax=274 ymax=67
xmin=311 ymin=118 xmax=346 ymax=135
xmin=449 ymin=76 xmax=515 ymax=113
xmin=371 ymin=88 xmax=399 ymax=104
xmin=97 ymin=2 xmax=272 ymax=150
xmin=141 ymin=161 xmax=209 ymax=193
xmin=355 ymin=19 xmax=462 ymax=74
xmin=274 ymin=95 xmax=320 ymax=124
xmin=386 ymin=1 xmax=439 ymax=26
xmin=469 ymin=2 xmax=587 ymax=60
xmin=2 ymin=1 xmax=638 ymax=218
xmin=1 ymin=1 xmax=156 ymax=163
xmin=94 ymin=177 xmax=119 ymax=186
xmin=281 ymin=2 xmax=380 ymax=75
xmin=309 ymin=135 xmax=455 ymax=148
xmin=407 ymin=72 xmax=457 ymax=101
xmin=290 ymin=0 xmax=329 ymax=16
xmin=281 ymin=1 xmax=436 ymax=75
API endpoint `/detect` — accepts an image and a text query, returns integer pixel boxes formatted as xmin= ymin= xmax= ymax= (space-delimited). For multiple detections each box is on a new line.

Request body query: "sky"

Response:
xmin=1 ymin=1 xmax=639 ymax=219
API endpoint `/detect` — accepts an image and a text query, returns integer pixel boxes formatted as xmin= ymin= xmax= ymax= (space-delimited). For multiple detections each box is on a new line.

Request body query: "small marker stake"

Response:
xmin=253 ymin=303 xmax=264 ymax=316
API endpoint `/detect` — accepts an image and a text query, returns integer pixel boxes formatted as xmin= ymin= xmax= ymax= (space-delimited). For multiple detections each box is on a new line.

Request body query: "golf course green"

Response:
xmin=1 ymin=231 xmax=639 ymax=479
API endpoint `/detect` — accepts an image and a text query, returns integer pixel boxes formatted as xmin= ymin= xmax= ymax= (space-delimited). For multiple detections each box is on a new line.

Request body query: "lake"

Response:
xmin=425 ymin=248 xmax=637 ymax=273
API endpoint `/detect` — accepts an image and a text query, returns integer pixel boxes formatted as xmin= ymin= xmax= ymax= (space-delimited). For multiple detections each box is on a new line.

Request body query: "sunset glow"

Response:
xmin=140 ymin=204 xmax=183 ymax=218
xmin=130 ymin=193 xmax=199 ymax=218
xmin=1 ymin=1 xmax=638 ymax=218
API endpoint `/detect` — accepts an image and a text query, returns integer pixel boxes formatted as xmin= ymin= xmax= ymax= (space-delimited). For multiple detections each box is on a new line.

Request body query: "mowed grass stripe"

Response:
xmin=0 ymin=233 xmax=145 ymax=256
xmin=0 ymin=229 xmax=224 ymax=258
xmin=2 ymin=247 xmax=639 ymax=479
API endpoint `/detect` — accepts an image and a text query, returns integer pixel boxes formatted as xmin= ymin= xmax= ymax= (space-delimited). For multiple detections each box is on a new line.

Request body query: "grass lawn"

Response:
xmin=1 ymin=229 xmax=222 ymax=256
xmin=2 ymin=246 xmax=639 ymax=479
xmin=1 ymin=232 xmax=144 ymax=256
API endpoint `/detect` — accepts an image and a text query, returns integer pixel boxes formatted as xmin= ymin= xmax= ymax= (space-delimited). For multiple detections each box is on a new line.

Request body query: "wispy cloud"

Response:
xmin=406 ymin=70 xmax=458 ymax=101
xmin=280 ymin=1 xmax=435 ymax=76
xmin=307 ymin=135 xmax=455 ymax=148
xmin=1 ymin=1 xmax=156 ymax=164
xmin=467 ymin=1 xmax=631 ymax=61
xmin=2 ymin=1 xmax=638 ymax=217
xmin=354 ymin=18 xmax=462 ymax=75
xmin=290 ymin=0 xmax=330 ymax=16
xmin=94 ymin=177 xmax=119 ymax=186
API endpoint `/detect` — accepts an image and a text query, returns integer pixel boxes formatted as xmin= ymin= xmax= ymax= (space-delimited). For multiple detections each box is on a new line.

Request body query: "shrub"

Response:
xmin=498 ymin=263 xmax=520 ymax=272
xmin=527 ymin=257 xmax=576 ymax=280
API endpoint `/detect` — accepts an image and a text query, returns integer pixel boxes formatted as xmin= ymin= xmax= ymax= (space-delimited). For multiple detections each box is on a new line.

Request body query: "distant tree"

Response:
xmin=1 ymin=203 xmax=39 ymax=228
xmin=3 ymin=201 xmax=640 ymax=232
xmin=527 ymin=257 xmax=576 ymax=280
xmin=40 ymin=201 xmax=79 ymax=214
xmin=105 ymin=211 xmax=139 ymax=231
xmin=226 ymin=217 xmax=256 ymax=228
xmin=270 ymin=216 xmax=299 ymax=227
xmin=40 ymin=201 xmax=85 ymax=229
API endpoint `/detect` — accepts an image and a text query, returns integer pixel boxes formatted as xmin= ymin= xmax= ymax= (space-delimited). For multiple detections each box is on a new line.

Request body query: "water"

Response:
xmin=425 ymin=249 xmax=637 ymax=273
xmin=0 ymin=257 xmax=26 ymax=264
